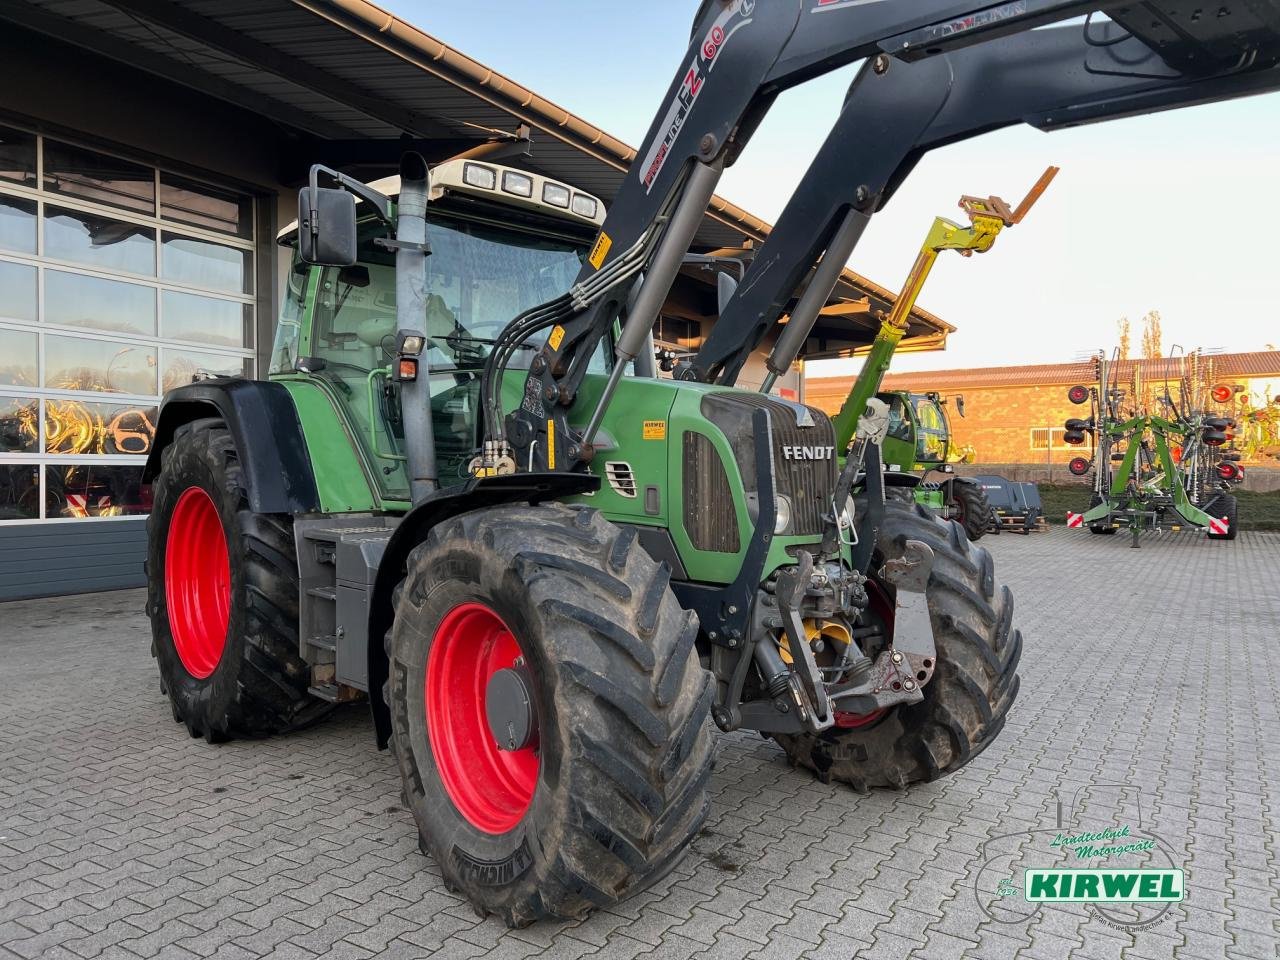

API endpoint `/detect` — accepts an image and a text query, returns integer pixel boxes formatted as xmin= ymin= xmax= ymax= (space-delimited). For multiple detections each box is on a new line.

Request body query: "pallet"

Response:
xmin=992 ymin=511 xmax=1047 ymax=534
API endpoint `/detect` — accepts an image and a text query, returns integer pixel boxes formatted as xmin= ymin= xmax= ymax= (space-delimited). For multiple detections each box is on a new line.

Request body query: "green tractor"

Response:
xmin=877 ymin=389 xmax=991 ymax=540
xmin=141 ymin=2 xmax=1279 ymax=926
xmin=883 ymin=392 xmax=992 ymax=539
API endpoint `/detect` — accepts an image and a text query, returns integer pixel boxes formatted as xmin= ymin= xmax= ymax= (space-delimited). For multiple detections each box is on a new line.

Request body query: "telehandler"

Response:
xmin=875 ymin=390 xmax=993 ymax=540
xmin=144 ymin=1 xmax=1280 ymax=925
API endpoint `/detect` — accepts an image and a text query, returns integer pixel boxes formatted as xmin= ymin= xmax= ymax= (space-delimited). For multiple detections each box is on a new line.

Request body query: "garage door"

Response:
xmin=0 ymin=123 xmax=258 ymax=599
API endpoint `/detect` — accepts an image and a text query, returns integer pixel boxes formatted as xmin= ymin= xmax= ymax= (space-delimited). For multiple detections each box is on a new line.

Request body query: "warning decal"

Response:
xmin=588 ymin=232 xmax=612 ymax=269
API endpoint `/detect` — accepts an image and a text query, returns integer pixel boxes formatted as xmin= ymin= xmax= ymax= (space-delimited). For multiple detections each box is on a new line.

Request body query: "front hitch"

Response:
xmin=830 ymin=540 xmax=938 ymax=713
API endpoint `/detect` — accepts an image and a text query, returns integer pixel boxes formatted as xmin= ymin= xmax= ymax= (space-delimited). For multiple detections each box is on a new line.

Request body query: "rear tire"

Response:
xmin=387 ymin=503 xmax=714 ymax=926
xmin=772 ymin=500 xmax=1021 ymax=790
xmin=1204 ymin=492 xmax=1238 ymax=540
xmin=950 ymin=478 xmax=991 ymax=542
xmin=146 ymin=418 xmax=331 ymax=741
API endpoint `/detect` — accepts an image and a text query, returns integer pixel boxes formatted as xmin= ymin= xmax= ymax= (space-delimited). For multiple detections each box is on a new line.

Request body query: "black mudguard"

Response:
xmin=367 ymin=472 xmax=599 ymax=748
xmin=143 ymin=379 xmax=320 ymax=515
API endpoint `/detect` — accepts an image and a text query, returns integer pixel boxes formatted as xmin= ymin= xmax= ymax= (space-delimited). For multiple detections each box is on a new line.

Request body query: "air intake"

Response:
xmin=605 ymin=461 xmax=637 ymax=498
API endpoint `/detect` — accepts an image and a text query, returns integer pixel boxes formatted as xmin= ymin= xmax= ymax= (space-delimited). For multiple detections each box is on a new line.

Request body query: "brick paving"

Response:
xmin=2 ymin=528 xmax=1278 ymax=959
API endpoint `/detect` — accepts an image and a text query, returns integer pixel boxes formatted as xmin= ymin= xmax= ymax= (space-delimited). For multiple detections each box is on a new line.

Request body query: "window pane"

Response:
xmin=0 ymin=396 xmax=39 ymax=453
xmin=44 ymin=397 xmax=156 ymax=456
xmin=0 ymin=125 xmax=36 ymax=187
xmin=0 ymin=195 xmax=36 ymax=254
xmin=43 ymin=139 xmax=155 ymax=215
xmin=159 ymin=174 xmax=251 ymax=238
xmin=161 ymin=232 xmax=249 ymax=293
xmin=0 ymin=327 xmax=37 ymax=386
xmin=162 ymin=349 xmax=250 ymax=392
xmin=46 ymin=463 xmax=149 ymax=518
xmin=0 ymin=464 xmax=40 ymax=520
xmin=45 ymin=335 xmax=157 ymax=395
xmin=45 ymin=205 xmax=156 ymax=275
xmin=0 ymin=260 xmax=37 ymax=323
xmin=161 ymin=290 xmax=250 ymax=347
xmin=45 ymin=270 xmax=156 ymax=336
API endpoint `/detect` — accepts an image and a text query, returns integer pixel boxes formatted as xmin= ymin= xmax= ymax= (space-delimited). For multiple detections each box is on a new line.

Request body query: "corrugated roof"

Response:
xmin=806 ymin=350 xmax=1280 ymax=397
xmin=3 ymin=0 xmax=951 ymax=355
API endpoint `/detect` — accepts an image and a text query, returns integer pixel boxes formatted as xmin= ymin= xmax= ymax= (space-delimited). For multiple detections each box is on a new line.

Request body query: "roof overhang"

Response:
xmin=0 ymin=0 xmax=951 ymax=352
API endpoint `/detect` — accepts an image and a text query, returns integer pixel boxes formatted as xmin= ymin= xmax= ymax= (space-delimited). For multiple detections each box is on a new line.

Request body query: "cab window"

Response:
xmin=305 ymin=212 xmax=591 ymax=494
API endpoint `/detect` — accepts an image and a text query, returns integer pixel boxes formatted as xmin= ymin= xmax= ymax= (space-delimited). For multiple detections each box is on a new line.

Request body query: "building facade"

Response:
xmin=806 ymin=351 xmax=1280 ymax=467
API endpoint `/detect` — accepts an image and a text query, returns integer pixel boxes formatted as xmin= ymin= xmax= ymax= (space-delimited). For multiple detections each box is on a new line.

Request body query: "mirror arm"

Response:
xmin=308 ymin=164 xmax=393 ymax=225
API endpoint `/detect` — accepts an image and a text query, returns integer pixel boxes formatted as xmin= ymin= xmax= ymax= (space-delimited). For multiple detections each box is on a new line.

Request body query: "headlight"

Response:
xmin=463 ymin=163 xmax=496 ymax=190
xmin=501 ymin=171 xmax=533 ymax=198
xmin=774 ymin=494 xmax=793 ymax=535
xmin=571 ymin=193 xmax=598 ymax=219
xmin=542 ymin=182 xmax=570 ymax=208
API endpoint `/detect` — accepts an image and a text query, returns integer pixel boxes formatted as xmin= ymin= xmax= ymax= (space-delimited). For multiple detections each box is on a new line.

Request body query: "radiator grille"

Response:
xmin=701 ymin=393 xmax=836 ymax=537
xmin=683 ymin=431 xmax=740 ymax=553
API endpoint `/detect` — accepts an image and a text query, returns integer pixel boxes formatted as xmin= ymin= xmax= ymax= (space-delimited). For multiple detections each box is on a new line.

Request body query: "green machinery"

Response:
xmin=1064 ymin=351 xmax=1244 ymax=545
xmin=140 ymin=2 xmax=1280 ymax=926
xmin=873 ymin=389 xmax=991 ymax=539
xmin=824 ymin=170 xmax=1064 ymax=540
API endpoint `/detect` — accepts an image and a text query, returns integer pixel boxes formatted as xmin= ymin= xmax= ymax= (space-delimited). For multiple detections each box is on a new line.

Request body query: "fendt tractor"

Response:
xmin=143 ymin=2 xmax=1280 ymax=925
xmin=1064 ymin=349 xmax=1245 ymax=545
xmin=878 ymin=391 xmax=994 ymax=540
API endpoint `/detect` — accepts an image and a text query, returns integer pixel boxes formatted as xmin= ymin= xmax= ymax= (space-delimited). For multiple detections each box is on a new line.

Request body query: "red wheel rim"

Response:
xmin=426 ymin=602 xmax=539 ymax=834
xmin=834 ymin=582 xmax=893 ymax=729
xmin=164 ymin=486 xmax=231 ymax=679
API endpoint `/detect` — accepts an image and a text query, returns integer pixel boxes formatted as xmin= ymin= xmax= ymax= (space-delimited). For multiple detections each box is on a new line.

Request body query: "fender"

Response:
xmin=366 ymin=472 xmax=599 ymax=748
xmin=142 ymin=379 xmax=321 ymax=514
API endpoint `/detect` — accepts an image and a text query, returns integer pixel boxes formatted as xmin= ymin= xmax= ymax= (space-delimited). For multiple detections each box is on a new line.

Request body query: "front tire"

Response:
xmin=387 ymin=504 xmax=714 ymax=926
xmin=950 ymin=478 xmax=991 ymax=541
xmin=146 ymin=418 xmax=331 ymax=741
xmin=773 ymin=500 xmax=1021 ymax=790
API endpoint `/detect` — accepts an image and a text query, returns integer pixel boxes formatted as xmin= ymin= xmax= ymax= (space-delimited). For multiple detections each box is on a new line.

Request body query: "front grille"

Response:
xmin=701 ymin=393 xmax=836 ymax=537
xmin=683 ymin=431 xmax=740 ymax=552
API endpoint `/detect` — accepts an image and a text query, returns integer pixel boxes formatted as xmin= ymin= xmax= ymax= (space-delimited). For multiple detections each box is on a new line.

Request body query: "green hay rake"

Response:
xmin=1063 ymin=350 xmax=1244 ymax=547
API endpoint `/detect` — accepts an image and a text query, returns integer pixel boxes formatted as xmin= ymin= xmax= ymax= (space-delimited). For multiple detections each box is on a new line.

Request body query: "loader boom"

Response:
xmin=474 ymin=1 xmax=1280 ymax=478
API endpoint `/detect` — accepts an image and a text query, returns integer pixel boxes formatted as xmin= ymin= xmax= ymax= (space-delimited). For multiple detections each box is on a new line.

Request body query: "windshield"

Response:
xmin=312 ymin=213 xmax=588 ymax=373
xmin=912 ymin=394 xmax=949 ymax=463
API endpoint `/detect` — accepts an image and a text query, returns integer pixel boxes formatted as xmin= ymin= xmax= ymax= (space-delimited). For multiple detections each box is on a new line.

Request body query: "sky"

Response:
xmin=380 ymin=1 xmax=1280 ymax=376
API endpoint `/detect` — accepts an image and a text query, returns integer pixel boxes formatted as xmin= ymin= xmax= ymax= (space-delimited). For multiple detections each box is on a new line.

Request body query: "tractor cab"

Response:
xmin=880 ymin=391 xmax=952 ymax=471
xmin=273 ymin=159 xmax=607 ymax=495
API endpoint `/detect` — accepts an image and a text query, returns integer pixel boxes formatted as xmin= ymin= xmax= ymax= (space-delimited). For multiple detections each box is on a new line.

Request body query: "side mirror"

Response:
xmin=716 ymin=271 xmax=739 ymax=315
xmin=956 ymin=395 xmax=966 ymax=418
xmin=298 ymin=186 xmax=357 ymax=266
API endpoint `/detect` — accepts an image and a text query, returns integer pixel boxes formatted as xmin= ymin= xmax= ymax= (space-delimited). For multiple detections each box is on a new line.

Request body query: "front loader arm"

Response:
xmin=486 ymin=1 xmax=1280 ymax=475
xmin=693 ymin=19 xmax=1280 ymax=387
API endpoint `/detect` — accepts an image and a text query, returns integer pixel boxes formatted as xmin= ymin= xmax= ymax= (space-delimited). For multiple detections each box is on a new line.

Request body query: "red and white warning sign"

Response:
xmin=1209 ymin=515 xmax=1230 ymax=536
xmin=66 ymin=493 xmax=89 ymax=518
xmin=1066 ymin=512 xmax=1083 ymax=529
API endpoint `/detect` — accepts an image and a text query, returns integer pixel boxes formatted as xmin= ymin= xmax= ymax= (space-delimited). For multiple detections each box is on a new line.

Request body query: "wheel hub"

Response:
xmin=485 ymin=664 xmax=538 ymax=751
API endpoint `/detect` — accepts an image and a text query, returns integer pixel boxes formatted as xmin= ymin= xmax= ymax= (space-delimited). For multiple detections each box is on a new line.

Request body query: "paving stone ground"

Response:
xmin=2 ymin=528 xmax=1278 ymax=960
